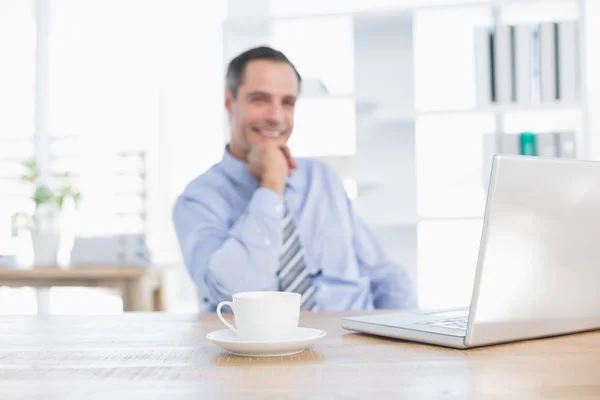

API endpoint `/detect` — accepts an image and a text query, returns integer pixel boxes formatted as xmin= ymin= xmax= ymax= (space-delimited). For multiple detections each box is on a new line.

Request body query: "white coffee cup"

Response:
xmin=216 ymin=291 xmax=301 ymax=341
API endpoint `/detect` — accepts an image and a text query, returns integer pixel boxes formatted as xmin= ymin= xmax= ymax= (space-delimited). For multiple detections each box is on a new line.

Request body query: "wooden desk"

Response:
xmin=0 ymin=311 xmax=599 ymax=399
xmin=0 ymin=266 xmax=166 ymax=312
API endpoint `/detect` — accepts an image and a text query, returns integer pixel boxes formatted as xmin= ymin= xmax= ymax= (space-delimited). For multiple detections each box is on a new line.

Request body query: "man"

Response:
xmin=173 ymin=46 xmax=416 ymax=312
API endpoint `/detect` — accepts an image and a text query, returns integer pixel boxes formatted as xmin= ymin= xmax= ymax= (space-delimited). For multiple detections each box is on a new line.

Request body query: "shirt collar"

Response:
xmin=220 ymin=146 xmax=304 ymax=191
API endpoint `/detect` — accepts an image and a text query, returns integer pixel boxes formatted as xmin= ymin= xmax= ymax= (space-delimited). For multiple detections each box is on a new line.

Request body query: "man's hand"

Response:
xmin=247 ymin=143 xmax=296 ymax=195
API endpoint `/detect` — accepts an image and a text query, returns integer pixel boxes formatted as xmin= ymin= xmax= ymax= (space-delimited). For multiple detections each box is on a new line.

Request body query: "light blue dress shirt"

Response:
xmin=173 ymin=148 xmax=417 ymax=312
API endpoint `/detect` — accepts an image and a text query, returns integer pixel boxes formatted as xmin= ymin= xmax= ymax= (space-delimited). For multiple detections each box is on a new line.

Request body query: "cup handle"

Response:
xmin=216 ymin=301 xmax=238 ymax=335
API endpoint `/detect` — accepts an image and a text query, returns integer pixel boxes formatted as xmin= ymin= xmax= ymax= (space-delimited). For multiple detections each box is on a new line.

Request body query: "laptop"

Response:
xmin=342 ymin=155 xmax=600 ymax=348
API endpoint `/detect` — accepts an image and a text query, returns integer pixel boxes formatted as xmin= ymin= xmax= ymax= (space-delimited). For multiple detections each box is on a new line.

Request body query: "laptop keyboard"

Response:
xmin=415 ymin=316 xmax=468 ymax=330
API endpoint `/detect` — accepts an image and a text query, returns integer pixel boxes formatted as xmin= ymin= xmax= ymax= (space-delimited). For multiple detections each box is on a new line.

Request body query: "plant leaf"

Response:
xmin=73 ymin=192 xmax=82 ymax=208
xmin=33 ymin=185 xmax=55 ymax=205
xmin=21 ymin=160 xmax=40 ymax=182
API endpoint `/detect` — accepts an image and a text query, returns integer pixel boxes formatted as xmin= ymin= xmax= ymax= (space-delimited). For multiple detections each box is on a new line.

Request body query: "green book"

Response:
xmin=519 ymin=132 xmax=537 ymax=156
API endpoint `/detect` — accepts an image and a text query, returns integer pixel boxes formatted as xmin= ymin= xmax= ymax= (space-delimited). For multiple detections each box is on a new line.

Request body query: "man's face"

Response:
xmin=226 ymin=60 xmax=299 ymax=159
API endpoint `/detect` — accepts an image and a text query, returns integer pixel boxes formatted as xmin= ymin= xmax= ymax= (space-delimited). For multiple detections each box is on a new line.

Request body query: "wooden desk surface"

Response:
xmin=0 ymin=265 xmax=160 ymax=280
xmin=1 ymin=311 xmax=599 ymax=399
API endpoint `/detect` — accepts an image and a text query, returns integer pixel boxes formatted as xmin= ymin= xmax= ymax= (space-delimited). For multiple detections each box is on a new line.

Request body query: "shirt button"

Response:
xmin=264 ymin=239 xmax=271 ymax=245
xmin=273 ymin=204 xmax=284 ymax=213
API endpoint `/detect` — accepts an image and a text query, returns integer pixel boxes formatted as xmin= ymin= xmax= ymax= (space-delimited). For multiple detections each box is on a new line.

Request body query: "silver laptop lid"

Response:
xmin=466 ymin=155 xmax=600 ymax=346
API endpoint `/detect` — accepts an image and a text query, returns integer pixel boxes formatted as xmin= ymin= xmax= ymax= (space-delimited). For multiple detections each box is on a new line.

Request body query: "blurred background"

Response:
xmin=1 ymin=0 xmax=599 ymax=315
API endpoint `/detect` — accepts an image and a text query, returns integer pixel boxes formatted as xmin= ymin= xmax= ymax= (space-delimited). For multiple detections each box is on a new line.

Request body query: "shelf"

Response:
xmin=300 ymin=78 xmax=331 ymax=97
xmin=420 ymin=101 xmax=582 ymax=116
xmin=363 ymin=108 xmax=415 ymax=124
xmin=223 ymin=0 xmax=563 ymax=26
xmin=298 ymin=93 xmax=376 ymax=112
xmin=298 ymin=93 xmax=581 ymax=125
xmin=358 ymin=101 xmax=582 ymax=124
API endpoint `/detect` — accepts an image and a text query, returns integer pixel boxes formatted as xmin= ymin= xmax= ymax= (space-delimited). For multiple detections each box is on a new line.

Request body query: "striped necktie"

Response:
xmin=277 ymin=205 xmax=318 ymax=311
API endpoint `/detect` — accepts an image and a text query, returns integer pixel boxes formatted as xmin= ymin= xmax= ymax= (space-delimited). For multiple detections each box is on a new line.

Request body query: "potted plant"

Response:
xmin=10 ymin=160 xmax=81 ymax=267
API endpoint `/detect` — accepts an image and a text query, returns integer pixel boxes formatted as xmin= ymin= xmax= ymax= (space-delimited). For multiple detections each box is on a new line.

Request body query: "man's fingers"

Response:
xmin=280 ymin=145 xmax=291 ymax=159
xmin=283 ymin=146 xmax=297 ymax=168
xmin=280 ymin=145 xmax=297 ymax=169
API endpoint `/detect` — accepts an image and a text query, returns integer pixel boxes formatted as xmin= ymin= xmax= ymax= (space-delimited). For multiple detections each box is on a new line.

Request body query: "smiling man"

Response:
xmin=173 ymin=46 xmax=416 ymax=312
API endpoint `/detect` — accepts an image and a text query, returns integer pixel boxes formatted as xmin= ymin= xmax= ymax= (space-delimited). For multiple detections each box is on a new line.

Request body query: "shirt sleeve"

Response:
xmin=351 ymin=209 xmax=418 ymax=310
xmin=320 ymin=160 xmax=417 ymax=310
xmin=173 ymin=185 xmax=285 ymax=304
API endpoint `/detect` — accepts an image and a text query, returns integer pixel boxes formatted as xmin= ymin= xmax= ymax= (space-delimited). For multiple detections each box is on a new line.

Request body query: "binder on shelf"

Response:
xmin=474 ymin=21 xmax=580 ymax=107
xmin=519 ymin=132 xmax=537 ymax=156
xmin=501 ymin=134 xmax=520 ymax=155
xmin=539 ymin=22 xmax=559 ymax=102
xmin=514 ymin=25 xmax=532 ymax=104
xmin=483 ymin=131 xmax=577 ymax=191
xmin=530 ymin=24 xmax=542 ymax=103
xmin=493 ymin=25 xmax=514 ymax=104
xmin=474 ymin=26 xmax=494 ymax=105
xmin=482 ymin=133 xmax=520 ymax=158
xmin=553 ymin=131 xmax=576 ymax=158
xmin=557 ymin=21 xmax=579 ymax=102
xmin=536 ymin=132 xmax=557 ymax=157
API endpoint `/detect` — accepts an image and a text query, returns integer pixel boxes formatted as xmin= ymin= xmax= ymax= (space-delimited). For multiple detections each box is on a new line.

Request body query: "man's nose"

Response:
xmin=265 ymin=103 xmax=284 ymax=124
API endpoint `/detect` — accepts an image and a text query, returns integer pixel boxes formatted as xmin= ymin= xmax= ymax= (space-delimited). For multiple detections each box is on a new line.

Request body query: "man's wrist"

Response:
xmin=260 ymin=172 xmax=286 ymax=195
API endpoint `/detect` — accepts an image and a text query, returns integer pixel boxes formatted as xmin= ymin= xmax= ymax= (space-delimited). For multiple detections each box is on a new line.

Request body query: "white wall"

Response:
xmin=354 ymin=15 xmax=417 ymax=224
xmin=583 ymin=0 xmax=600 ymax=160
xmin=353 ymin=14 xmax=418 ymax=280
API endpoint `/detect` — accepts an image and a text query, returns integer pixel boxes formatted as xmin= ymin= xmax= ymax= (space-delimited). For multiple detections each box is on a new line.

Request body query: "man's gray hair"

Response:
xmin=225 ymin=46 xmax=302 ymax=98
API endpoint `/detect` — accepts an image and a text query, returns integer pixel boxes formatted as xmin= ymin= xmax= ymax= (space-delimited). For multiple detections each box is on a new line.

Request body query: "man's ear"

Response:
xmin=225 ymin=89 xmax=234 ymax=114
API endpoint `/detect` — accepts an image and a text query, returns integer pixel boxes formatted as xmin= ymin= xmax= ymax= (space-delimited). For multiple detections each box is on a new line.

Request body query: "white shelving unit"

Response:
xmin=222 ymin=0 xmax=586 ymax=309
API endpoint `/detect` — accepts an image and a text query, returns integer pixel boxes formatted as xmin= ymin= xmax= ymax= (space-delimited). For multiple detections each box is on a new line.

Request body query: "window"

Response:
xmin=47 ymin=0 xmax=226 ymax=258
xmin=48 ymin=0 xmax=160 ymax=238
xmin=2 ymin=0 xmax=226 ymax=314
xmin=0 ymin=1 xmax=35 ymax=256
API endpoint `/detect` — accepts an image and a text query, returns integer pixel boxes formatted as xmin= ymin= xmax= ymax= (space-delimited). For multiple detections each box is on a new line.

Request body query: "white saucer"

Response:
xmin=206 ymin=327 xmax=327 ymax=357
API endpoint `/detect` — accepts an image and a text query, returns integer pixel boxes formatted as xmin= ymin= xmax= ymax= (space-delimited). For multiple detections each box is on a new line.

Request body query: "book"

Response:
xmin=553 ymin=131 xmax=576 ymax=158
xmin=557 ymin=21 xmax=579 ymax=102
xmin=536 ymin=132 xmax=557 ymax=157
xmin=530 ymin=24 xmax=542 ymax=103
xmin=474 ymin=26 xmax=494 ymax=105
xmin=519 ymin=132 xmax=537 ymax=156
xmin=514 ymin=25 xmax=532 ymax=104
xmin=493 ymin=25 xmax=514 ymax=104
xmin=501 ymin=134 xmax=521 ymax=155
xmin=540 ymin=22 xmax=559 ymax=102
